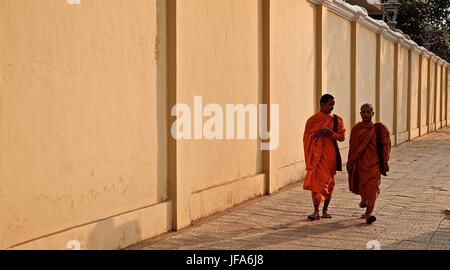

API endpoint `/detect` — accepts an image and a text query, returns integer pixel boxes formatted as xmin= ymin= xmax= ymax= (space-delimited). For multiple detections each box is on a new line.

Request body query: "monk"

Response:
xmin=303 ymin=94 xmax=345 ymax=221
xmin=347 ymin=103 xmax=391 ymax=224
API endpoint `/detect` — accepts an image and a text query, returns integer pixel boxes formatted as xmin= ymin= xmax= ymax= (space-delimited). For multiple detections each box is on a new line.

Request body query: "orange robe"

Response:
xmin=303 ymin=112 xmax=345 ymax=203
xmin=347 ymin=122 xmax=391 ymax=200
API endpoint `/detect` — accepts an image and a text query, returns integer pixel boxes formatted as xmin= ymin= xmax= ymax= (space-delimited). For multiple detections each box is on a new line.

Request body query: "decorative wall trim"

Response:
xmin=307 ymin=0 xmax=326 ymax=5
xmin=420 ymin=47 xmax=431 ymax=58
xmin=326 ymin=0 xmax=359 ymax=21
xmin=358 ymin=15 xmax=382 ymax=33
xmin=402 ymin=39 xmax=417 ymax=50
xmin=383 ymin=29 xmax=403 ymax=43
xmin=412 ymin=44 xmax=422 ymax=54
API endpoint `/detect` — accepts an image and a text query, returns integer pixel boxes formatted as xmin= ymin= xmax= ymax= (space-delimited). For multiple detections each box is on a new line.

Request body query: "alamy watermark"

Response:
xmin=366 ymin=240 xmax=381 ymax=250
xmin=67 ymin=0 xmax=81 ymax=4
xmin=66 ymin=240 xmax=81 ymax=250
xmin=171 ymin=96 xmax=279 ymax=150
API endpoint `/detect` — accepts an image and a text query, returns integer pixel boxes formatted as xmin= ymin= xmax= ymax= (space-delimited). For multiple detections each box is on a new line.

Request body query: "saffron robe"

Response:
xmin=303 ymin=112 xmax=345 ymax=203
xmin=347 ymin=122 xmax=391 ymax=200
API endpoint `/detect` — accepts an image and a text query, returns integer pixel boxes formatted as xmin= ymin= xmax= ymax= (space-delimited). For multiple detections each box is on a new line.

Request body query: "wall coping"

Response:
xmin=411 ymin=44 xmax=422 ymax=54
xmin=307 ymin=0 xmax=328 ymax=5
xmin=399 ymin=38 xmax=412 ymax=49
xmin=326 ymin=0 xmax=360 ymax=21
xmin=419 ymin=47 xmax=431 ymax=58
xmin=358 ymin=14 xmax=384 ymax=33
xmin=382 ymin=28 xmax=404 ymax=43
xmin=307 ymin=0 xmax=450 ymax=67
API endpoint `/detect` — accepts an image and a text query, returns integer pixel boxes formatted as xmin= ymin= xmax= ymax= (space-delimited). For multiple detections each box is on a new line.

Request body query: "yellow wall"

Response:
xmin=436 ymin=64 xmax=442 ymax=127
xmin=410 ymin=52 xmax=420 ymax=136
xmin=380 ymin=37 xmax=395 ymax=134
xmin=356 ymin=25 xmax=377 ymax=120
xmin=323 ymin=11 xmax=351 ymax=153
xmin=430 ymin=61 xmax=436 ymax=129
xmin=420 ymin=57 xmax=429 ymax=131
xmin=0 ymin=0 xmax=170 ymax=249
xmin=269 ymin=0 xmax=316 ymax=190
xmin=176 ymin=0 xmax=265 ymax=223
xmin=447 ymin=68 xmax=450 ymax=121
xmin=442 ymin=67 xmax=447 ymax=124
xmin=1 ymin=0 xmax=450 ymax=250
xmin=397 ymin=46 xmax=409 ymax=143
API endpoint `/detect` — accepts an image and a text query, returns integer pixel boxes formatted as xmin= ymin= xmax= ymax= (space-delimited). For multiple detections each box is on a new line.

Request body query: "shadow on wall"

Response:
xmin=85 ymin=219 xmax=142 ymax=250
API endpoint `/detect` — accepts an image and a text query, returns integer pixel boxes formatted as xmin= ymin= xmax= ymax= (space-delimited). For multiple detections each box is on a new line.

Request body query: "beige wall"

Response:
xmin=410 ymin=52 xmax=420 ymax=137
xmin=436 ymin=64 xmax=441 ymax=127
xmin=430 ymin=61 xmax=436 ymax=129
xmin=397 ymin=47 xmax=410 ymax=142
xmin=447 ymin=68 xmax=450 ymax=121
xmin=176 ymin=0 xmax=264 ymax=223
xmin=380 ymin=37 xmax=395 ymax=134
xmin=356 ymin=25 xmax=377 ymax=120
xmin=420 ymin=56 xmax=429 ymax=132
xmin=442 ymin=67 xmax=447 ymax=124
xmin=0 ymin=0 xmax=170 ymax=249
xmin=323 ymin=11 xmax=351 ymax=154
xmin=269 ymin=0 xmax=316 ymax=190
xmin=1 ymin=0 xmax=450 ymax=250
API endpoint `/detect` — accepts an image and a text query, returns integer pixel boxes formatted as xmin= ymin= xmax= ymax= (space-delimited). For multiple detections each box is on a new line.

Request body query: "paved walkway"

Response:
xmin=130 ymin=128 xmax=450 ymax=250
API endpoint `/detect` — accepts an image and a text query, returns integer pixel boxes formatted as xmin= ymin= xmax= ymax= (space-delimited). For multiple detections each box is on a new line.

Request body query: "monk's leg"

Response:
xmin=364 ymin=181 xmax=380 ymax=224
xmin=364 ymin=196 xmax=377 ymax=224
xmin=308 ymin=192 xmax=321 ymax=221
xmin=322 ymin=196 xmax=332 ymax=218
xmin=359 ymin=195 xmax=367 ymax=208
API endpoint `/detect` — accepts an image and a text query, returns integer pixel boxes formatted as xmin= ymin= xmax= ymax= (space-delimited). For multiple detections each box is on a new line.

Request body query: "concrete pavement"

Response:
xmin=129 ymin=127 xmax=450 ymax=250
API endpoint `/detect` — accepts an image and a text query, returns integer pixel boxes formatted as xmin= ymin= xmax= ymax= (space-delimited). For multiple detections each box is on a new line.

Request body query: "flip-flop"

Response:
xmin=366 ymin=216 xmax=377 ymax=224
xmin=307 ymin=214 xmax=320 ymax=221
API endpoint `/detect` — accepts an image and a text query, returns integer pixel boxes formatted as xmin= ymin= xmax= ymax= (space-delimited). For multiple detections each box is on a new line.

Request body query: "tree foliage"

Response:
xmin=395 ymin=0 xmax=450 ymax=61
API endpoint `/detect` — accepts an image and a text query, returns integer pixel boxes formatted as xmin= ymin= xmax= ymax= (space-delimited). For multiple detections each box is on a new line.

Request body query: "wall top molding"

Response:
xmin=411 ymin=44 xmax=422 ymax=54
xmin=419 ymin=47 xmax=431 ymax=57
xmin=326 ymin=0 xmax=360 ymax=22
xmin=401 ymin=39 xmax=417 ymax=50
xmin=400 ymin=38 xmax=412 ymax=49
xmin=430 ymin=53 xmax=438 ymax=62
xmin=382 ymin=29 xmax=403 ymax=43
xmin=358 ymin=14 xmax=383 ymax=33
xmin=308 ymin=0 xmax=447 ymax=67
xmin=306 ymin=0 xmax=326 ymax=5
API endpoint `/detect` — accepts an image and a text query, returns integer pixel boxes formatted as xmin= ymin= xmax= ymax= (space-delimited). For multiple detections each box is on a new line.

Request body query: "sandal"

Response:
xmin=366 ymin=216 xmax=377 ymax=224
xmin=307 ymin=213 xmax=320 ymax=221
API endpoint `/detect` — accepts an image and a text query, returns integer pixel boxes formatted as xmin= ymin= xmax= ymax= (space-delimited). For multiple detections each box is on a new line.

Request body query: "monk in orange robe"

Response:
xmin=347 ymin=103 xmax=391 ymax=224
xmin=303 ymin=94 xmax=345 ymax=221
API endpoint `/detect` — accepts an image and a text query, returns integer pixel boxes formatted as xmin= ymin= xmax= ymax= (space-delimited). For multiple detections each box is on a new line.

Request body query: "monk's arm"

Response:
xmin=331 ymin=118 xmax=346 ymax=142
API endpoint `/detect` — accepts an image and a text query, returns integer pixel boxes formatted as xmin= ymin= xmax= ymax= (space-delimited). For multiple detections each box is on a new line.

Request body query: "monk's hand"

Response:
xmin=321 ymin=128 xmax=333 ymax=137
xmin=313 ymin=130 xmax=322 ymax=138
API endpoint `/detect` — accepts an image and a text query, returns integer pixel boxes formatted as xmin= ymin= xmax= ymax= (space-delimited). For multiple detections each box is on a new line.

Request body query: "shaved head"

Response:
xmin=360 ymin=103 xmax=375 ymax=123
xmin=360 ymin=103 xmax=374 ymax=111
